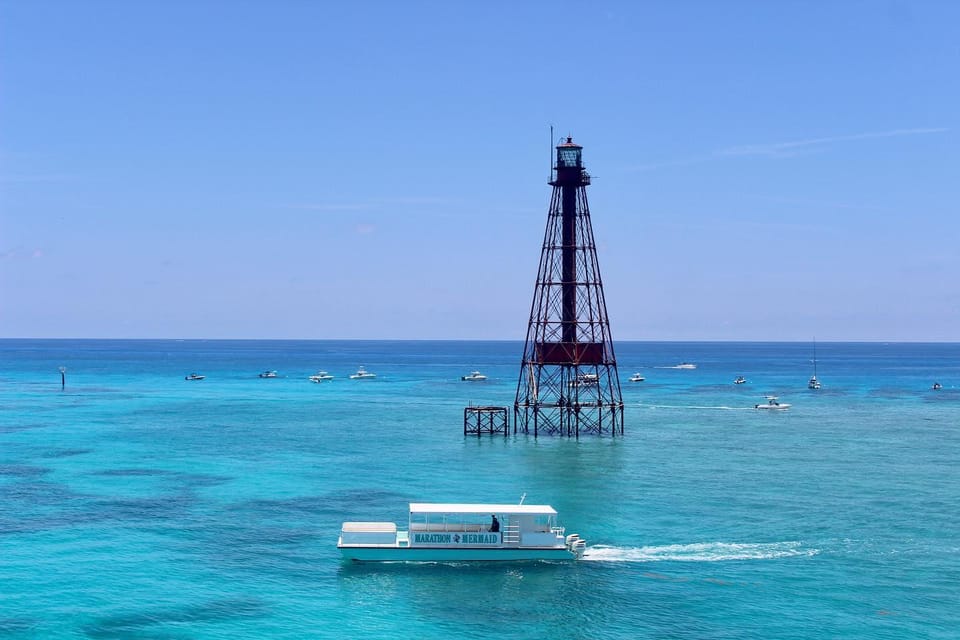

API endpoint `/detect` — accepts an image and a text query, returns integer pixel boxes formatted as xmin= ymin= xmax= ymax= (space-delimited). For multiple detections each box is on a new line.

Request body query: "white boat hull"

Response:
xmin=339 ymin=544 xmax=577 ymax=562
xmin=339 ymin=502 xmax=585 ymax=563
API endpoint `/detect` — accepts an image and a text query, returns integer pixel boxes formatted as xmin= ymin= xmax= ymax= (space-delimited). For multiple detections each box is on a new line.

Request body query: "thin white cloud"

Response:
xmin=371 ymin=196 xmax=456 ymax=206
xmin=286 ymin=196 xmax=458 ymax=212
xmin=0 ymin=174 xmax=74 ymax=183
xmin=718 ymin=127 xmax=949 ymax=157
xmin=625 ymin=127 xmax=948 ymax=172
xmin=741 ymin=194 xmax=887 ymax=212
xmin=625 ymin=155 xmax=715 ymax=173
xmin=0 ymin=246 xmax=44 ymax=260
xmin=287 ymin=203 xmax=373 ymax=212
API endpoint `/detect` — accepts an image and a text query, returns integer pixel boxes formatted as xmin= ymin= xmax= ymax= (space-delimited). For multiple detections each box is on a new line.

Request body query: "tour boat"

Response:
xmin=349 ymin=366 xmax=377 ymax=379
xmin=461 ymin=371 xmax=488 ymax=381
xmin=309 ymin=371 xmax=334 ymax=383
xmin=338 ymin=501 xmax=586 ymax=562
xmin=184 ymin=373 xmax=205 ymax=381
xmin=734 ymin=376 xmax=746 ymax=384
xmin=755 ymin=396 xmax=791 ymax=410
xmin=258 ymin=370 xmax=278 ymax=378
xmin=628 ymin=372 xmax=645 ymax=382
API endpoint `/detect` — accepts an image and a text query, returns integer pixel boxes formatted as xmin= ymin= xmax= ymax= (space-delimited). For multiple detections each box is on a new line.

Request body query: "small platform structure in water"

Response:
xmin=463 ymin=406 xmax=509 ymax=437
xmin=338 ymin=502 xmax=586 ymax=562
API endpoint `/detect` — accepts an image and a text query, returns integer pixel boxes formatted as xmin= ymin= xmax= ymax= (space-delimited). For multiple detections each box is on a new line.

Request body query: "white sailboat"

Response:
xmin=808 ymin=339 xmax=821 ymax=390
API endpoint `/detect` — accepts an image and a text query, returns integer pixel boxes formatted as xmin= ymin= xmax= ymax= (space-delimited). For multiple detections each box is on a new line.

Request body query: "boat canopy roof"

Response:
xmin=409 ymin=503 xmax=557 ymax=516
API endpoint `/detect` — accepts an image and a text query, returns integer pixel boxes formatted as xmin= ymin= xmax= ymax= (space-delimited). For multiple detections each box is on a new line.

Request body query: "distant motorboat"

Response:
xmin=461 ymin=371 xmax=487 ymax=381
xmin=628 ymin=372 xmax=645 ymax=382
xmin=185 ymin=373 xmax=205 ymax=381
xmin=734 ymin=376 xmax=746 ymax=385
xmin=309 ymin=371 xmax=334 ymax=383
xmin=258 ymin=370 xmax=278 ymax=378
xmin=569 ymin=373 xmax=599 ymax=387
xmin=675 ymin=363 xmax=697 ymax=370
xmin=755 ymin=396 xmax=791 ymax=410
xmin=932 ymin=382 xmax=943 ymax=390
xmin=350 ymin=367 xmax=377 ymax=379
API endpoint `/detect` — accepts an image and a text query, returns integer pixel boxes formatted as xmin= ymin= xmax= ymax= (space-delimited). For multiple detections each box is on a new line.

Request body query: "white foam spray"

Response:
xmin=582 ymin=541 xmax=819 ymax=563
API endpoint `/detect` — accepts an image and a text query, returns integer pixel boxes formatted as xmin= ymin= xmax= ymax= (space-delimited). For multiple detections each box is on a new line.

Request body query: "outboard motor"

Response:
xmin=572 ymin=538 xmax=587 ymax=557
xmin=565 ymin=533 xmax=586 ymax=558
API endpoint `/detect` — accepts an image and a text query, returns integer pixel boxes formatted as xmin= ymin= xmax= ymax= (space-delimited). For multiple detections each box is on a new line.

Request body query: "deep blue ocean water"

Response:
xmin=1 ymin=339 xmax=958 ymax=639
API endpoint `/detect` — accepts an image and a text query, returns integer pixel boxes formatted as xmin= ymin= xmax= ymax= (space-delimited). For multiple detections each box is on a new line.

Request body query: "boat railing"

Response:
xmin=410 ymin=523 xmax=490 ymax=533
xmin=502 ymin=523 xmax=521 ymax=545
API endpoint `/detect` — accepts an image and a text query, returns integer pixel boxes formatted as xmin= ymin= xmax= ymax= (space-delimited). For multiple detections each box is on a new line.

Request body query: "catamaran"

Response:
xmin=338 ymin=500 xmax=586 ymax=562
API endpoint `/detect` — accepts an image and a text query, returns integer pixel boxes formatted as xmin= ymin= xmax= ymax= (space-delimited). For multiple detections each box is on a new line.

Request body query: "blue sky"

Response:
xmin=2 ymin=1 xmax=957 ymax=340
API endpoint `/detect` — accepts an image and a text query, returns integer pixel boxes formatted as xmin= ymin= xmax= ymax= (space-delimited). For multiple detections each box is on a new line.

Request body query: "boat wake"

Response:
xmin=638 ymin=404 xmax=755 ymax=411
xmin=582 ymin=541 xmax=818 ymax=563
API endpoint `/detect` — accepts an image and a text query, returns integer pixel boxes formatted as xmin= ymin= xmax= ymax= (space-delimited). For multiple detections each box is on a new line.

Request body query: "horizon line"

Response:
xmin=1 ymin=337 xmax=958 ymax=345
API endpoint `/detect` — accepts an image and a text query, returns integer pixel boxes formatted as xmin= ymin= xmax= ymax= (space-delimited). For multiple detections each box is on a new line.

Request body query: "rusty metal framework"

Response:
xmin=514 ymin=137 xmax=624 ymax=437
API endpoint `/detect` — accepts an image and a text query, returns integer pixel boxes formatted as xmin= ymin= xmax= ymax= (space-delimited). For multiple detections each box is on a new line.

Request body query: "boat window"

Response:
xmin=409 ymin=511 xmax=506 ymax=532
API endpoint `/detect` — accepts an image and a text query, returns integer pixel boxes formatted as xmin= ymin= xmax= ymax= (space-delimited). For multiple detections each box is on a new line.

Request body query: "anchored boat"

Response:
xmin=808 ymin=339 xmax=822 ymax=389
xmin=569 ymin=373 xmax=599 ymax=388
xmin=338 ymin=501 xmax=586 ymax=562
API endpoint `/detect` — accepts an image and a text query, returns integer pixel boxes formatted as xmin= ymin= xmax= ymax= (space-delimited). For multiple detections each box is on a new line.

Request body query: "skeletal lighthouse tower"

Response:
xmin=514 ymin=137 xmax=624 ymax=437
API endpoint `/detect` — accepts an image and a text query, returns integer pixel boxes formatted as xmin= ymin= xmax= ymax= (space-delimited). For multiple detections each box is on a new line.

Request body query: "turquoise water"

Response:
xmin=2 ymin=339 xmax=958 ymax=639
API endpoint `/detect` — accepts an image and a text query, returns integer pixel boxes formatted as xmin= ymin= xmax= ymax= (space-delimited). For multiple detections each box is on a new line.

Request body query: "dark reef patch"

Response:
xmin=83 ymin=598 xmax=267 ymax=639
xmin=0 ymin=464 xmax=51 ymax=478
xmin=40 ymin=448 xmax=93 ymax=458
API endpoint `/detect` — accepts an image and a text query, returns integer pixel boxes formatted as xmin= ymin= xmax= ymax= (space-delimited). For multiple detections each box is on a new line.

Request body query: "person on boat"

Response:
xmin=490 ymin=515 xmax=500 ymax=532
